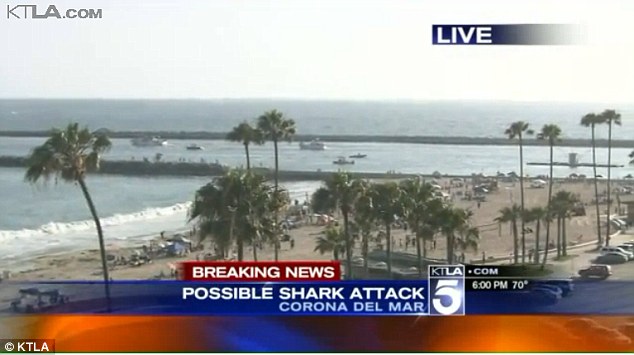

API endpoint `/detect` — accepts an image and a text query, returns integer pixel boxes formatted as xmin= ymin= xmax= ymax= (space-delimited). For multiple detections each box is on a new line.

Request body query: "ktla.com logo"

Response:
xmin=6 ymin=4 xmax=102 ymax=19
xmin=1 ymin=339 xmax=54 ymax=353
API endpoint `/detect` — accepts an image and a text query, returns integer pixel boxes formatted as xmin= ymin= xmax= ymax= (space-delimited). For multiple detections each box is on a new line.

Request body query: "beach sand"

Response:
xmin=4 ymin=177 xmax=622 ymax=281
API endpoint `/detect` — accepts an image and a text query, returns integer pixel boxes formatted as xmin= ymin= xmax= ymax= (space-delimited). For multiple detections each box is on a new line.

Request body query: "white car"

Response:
xmin=600 ymin=247 xmax=634 ymax=260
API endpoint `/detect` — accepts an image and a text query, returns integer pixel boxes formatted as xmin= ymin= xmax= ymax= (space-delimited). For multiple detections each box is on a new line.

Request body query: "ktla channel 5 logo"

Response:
xmin=428 ymin=265 xmax=465 ymax=316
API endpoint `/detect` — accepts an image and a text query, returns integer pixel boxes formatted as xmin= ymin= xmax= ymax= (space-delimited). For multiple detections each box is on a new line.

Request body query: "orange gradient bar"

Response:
xmin=10 ymin=315 xmax=634 ymax=352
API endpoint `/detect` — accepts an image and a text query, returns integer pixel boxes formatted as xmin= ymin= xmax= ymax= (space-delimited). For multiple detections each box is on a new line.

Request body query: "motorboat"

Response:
xmin=131 ymin=136 xmax=168 ymax=147
xmin=333 ymin=156 xmax=354 ymax=165
xmin=299 ymin=139 xmax=326 ymax=150
xmin=349 ymin=153 xmax=367 ymax=159
xmin=186 ymin=144 xmax=204 ymax=151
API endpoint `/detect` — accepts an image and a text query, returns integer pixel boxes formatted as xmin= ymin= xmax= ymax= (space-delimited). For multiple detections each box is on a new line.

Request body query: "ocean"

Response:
xmin=1 ymin=99 xmax=632 ymax=269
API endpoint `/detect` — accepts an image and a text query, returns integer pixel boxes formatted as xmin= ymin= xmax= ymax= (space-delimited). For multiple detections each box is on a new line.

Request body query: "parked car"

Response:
xmin=596 ymin=253 xmax=629 ymax=264
xmin=599 ymin=246 xmax=634 ymax=260
xmin=578 ymin=265 xmax=612 ymax=279
xmin=10 ymin=288 xmax=69 ymax=313
xmin=618 ymin=244 xmax=634 ymax=253
xmin=536 ymin=279 xmax=575 ymax=297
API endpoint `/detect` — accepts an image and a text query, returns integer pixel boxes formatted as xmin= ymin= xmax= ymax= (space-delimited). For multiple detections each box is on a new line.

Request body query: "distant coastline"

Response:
xmin=0 ymin=130 xmax=631 ymax=148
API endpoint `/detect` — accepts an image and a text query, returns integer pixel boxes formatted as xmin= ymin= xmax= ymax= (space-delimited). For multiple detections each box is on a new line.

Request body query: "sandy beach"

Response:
xmin=4 ymin=175 xmax=622 ymax=282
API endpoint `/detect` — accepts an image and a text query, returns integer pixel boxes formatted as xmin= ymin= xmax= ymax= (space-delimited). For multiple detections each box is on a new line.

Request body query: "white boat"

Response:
xmin=299 ymin=139 xmax=326 ymax=150
xmin=186 ymin=144 xmax=204 ymax=151
xmin=333 ymin=156 xmax=354 ymax=165
xmin=131 ymin=136 xmax=168 ymax=147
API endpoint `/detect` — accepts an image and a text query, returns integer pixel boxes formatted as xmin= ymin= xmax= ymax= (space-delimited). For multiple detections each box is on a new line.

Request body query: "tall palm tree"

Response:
xmin=371 ymin=182 xmax=403 ymax=277
xmin=540 ymin=209 xmax=555 ymax=270
xmin=580 ymin=113 xmax=606 ymax=247
xmin=600 ymin=109 xmax=622 ymax=246
xmin=495 ymin=204 xmax=522 ymax=264
xmin=311 ymin=172 xmax=361 ymax=279
xmin=226 ymin=122 xmax=263 ymax=170
xmin=537 ymin=123 xmax=562 ymax=260
xmin=439 ymin=207 xmax=473 ymax=264
xmin=314 ymin=226 xmax=346 ymax=260
xmin=257 ymin=110 xmax=296 ymax=260
xmin=550 ymin=191 xmax=578 ymax=257
xmin=353 ymin=180 xmax=374 ymax=277
xmin=399 ymin=178 xmax=439 ymax=278
xmin=25 ymin=123 xmax=113 ymax=311
xmin=528 ymin=207 xmax=547 ymax=264
xmin=505 ymin=121 xmax=534 ymax=264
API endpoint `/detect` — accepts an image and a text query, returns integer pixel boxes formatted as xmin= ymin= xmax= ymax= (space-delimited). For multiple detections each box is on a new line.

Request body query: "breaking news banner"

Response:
xmin=432 ymin=24 xmax=585 ymax=45
xmin=4 ymin=262 xmax=633 ymax=316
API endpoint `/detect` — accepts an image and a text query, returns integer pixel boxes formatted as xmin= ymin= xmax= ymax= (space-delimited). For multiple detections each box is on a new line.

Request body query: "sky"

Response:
xmin=1 ymin=0 xmax=634 ymax=102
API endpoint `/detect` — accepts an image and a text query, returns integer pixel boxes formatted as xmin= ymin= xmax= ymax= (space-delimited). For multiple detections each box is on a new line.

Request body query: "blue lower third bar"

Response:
xmin=432 ymin=24 xmax=585 ymax=45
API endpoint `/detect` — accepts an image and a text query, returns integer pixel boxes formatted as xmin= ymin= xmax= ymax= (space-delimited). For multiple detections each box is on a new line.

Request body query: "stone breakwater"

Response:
xmin=0 ymin=130 xmax=630 ymax=148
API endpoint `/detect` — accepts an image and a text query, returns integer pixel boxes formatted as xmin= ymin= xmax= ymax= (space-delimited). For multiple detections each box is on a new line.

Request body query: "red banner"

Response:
xmin=179 ymin=261 xmax=341 ymax=281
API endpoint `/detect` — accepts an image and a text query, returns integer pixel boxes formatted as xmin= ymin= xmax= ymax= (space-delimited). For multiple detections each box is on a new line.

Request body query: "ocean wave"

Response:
xmin=0 ymin=202 xmax=191 ymax=241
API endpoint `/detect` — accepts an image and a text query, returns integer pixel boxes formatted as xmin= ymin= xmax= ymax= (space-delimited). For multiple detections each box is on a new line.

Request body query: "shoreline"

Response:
xmin=0 ymin=130 xmax=629 ymax=148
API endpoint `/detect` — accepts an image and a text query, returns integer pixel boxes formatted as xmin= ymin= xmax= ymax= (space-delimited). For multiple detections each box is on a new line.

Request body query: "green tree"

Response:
xmin=580 ymin=113 xmax=606 ymax=247
xmin=353 ymin=179 xmax=374 ymax=277
xmin=550 ymin=191 xmax=578 ymax=257
xmin=311 ymin=172 xmax=361 ymax=279
xmin=439 ymin=207 xmax=474 ymax=264
xmin=536 ymin=123 xmax=562 ymax=261
xmin=25 ymin=123 xmax=113 ymax=311
xmin=257 ymin=110 xmax=296 ymax=260
xmin=371 ymin=182 xmax=403 ymax=277
xmin=495 ymin=205 xmax=522 ymax=264
xmin=527 ymin=207 xmax=547 ymax=264
xmin=600 ymin=109 xmax=622 ymax=246
xmin=226 ymin=122 xmax=263 ymax=170
xmin=505 ymin=121 xmax=534 ymax=263
xmin=540 ymin=208 xmax=555 ymax=270
xmin=399 ymin=178 xmax=441 ymax=278
xmin=314 ymin=226 xmax=346 ymax=260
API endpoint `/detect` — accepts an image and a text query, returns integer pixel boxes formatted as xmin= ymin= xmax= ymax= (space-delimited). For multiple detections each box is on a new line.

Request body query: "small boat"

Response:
xmin=131 ymin=136 xmax=168 ymax=147
xmin=349 ymin=153 xmax=367 ymax=159
xmin=299 ymin=139 xmax=326 ymax=150
xmin=333 ymin=156 xmax=354 ymax=165
xmin=186 ymin=144 xmax=204 ymax=151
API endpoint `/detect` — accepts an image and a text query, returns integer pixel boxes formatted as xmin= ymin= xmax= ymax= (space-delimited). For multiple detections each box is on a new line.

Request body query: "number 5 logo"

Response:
xmin=432 ymin=280 xmax=463 ymax=315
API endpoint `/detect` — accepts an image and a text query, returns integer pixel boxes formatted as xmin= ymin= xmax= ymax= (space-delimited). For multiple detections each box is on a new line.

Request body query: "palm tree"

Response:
xmin=600 ymin=109 xmax=622 ymax=246
xmin=505 ymin=121 xmax=534 ymax=263
xmin=537 ymin=123 xmax=562 ymax=260
xmin=580 ymin=113 xmax=606 ymax=247
xmin=399 ymin=178 xmax=440 ymax=278
xmin=438 ymin=207 xmax=473 ymax=264
xmin=226 ymin=122 xmax=263 ymax=170
xmin=25 ymin=123 xmax=113 ymax=311
xmin=311 ymin=172 xmax=361 ymax=279
xmin=540 ymin=209 xmax=555 ymax=270
xmin=495 ymin=205 xmax=522 ymax=264
xmin=550 ymin=191 xmax=578 ymax=257
xmin=353 ymin=180 xmax=374 ymax=276
xmin=371 ymin=182 xmax=402 ymax=277
xmin=257 ymin=110 xmax=296 ymax=260
xmin=314 ymin=227 xmax=347 ymax=260
xmin=528 ymin=207 xmax=547 ymax=264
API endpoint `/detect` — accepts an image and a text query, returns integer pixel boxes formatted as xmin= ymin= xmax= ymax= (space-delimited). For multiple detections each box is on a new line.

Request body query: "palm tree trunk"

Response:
xmin=273 ymin=138 xmax=280 ymax=261
xmin=545 ymin=142 xmax=554 ymax=262
xmin=253 ymin=243 xmax=258 ymax=261
xmin=446 ymin=232 xmax=454 ymax=264
xmin=557 ymin=216 xmax=561 ymax=257
xmin=415 ymin=230 xmax=423 ymax=279
xmin=541 ymin=219 xmax=550 ymax=270
xmin=512 ymin=220 xmax=519 ymax=264
xmin=606 ymin=122 xmax=613 ymax=246
xmin=519 ymin=135 xmax=526 ymax=264
xmin=591 ymin=125 xmax=602 ymax=247
xmin=343 ymin=212 xmax=353 ymax=280
xmin=562 ymin=216 xmax=567 ymax=256
xmin=77 ymin=177 xmax=111 ymax=312
xmin=362 ymin=231 xmax=369 ymax=277
xmin=244 ymin=143 xmax=251 ymax=170
xmin=534 ymin=219 xmax=541 ymax=264
xmin=386 ymin=223 xmax=393 ymax=278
